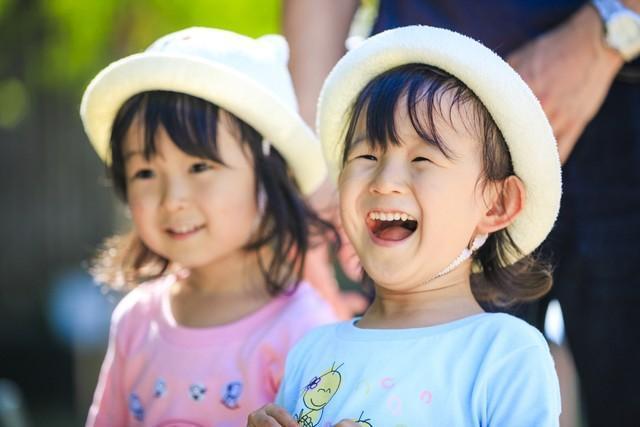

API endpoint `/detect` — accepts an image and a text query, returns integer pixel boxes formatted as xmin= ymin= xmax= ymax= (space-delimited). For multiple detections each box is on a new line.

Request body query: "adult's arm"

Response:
xmin=282 ymin=0 xmax=360 ymax=126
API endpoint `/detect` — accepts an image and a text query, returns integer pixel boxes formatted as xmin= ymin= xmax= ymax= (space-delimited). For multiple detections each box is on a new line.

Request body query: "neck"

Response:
xmin=358 ymin=259 xmax=484 ymax=329
xmin=167 ymin=248 xmax=275 ymax=328
xmin=182 ymin=248 xmax=272 ymax=298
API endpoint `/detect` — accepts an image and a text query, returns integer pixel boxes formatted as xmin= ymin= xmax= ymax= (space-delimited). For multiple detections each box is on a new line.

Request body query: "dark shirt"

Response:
xmin=372 ymin=0 xmax=640 ymax=72
xmin=373 ymin=0 xmax=586 ymax=56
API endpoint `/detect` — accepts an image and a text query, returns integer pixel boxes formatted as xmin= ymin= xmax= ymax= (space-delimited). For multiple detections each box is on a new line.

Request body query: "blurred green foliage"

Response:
xmin=1 ymin=0 xmax=281 ymax=95
xmin=0 ymin=77 xmax=28 ymax=128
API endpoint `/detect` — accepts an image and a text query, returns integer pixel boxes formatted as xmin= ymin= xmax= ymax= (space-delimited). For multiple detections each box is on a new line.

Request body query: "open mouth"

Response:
xmin=366 ymin=211 xmax=418 ymax=242
xmin=166 ymin=224 xmax=205 ymax=238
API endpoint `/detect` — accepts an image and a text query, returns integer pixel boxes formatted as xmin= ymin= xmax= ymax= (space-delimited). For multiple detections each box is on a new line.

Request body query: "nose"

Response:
xmin=369 ymin=158 xmax=408 ymax=195
xmin=161 ymin=176 xmax=190 ymax=211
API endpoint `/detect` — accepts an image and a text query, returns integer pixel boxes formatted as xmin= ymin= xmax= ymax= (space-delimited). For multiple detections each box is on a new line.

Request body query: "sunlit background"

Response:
xmin=1 ymin=1 xmax=281 ymax=425
xmin=1 ymin=1 xmax=569 ymax=426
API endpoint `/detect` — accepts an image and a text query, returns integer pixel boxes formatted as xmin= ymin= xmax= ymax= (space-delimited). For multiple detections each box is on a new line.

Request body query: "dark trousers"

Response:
xmin=523 ymin=76 xmax=640 ymax=427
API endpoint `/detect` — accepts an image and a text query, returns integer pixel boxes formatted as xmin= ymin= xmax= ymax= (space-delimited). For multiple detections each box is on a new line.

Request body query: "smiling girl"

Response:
xmin=81 ymin=27 xmax=339 ymax=426
xmin=248 ymin=25 xmax=562 ymax=427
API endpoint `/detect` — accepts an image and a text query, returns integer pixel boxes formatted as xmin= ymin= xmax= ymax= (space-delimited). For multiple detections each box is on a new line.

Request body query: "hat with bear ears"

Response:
xmin=317 ymin=25 xmax=562 ymax=264
xmin=80 ymin=27 xmax=326 ymax=195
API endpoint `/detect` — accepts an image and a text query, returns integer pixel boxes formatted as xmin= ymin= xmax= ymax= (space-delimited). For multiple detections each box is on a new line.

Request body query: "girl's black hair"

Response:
xmin=92 ymin=91 xmax=338 ymax=296
xmin=342 ymin=63 xmax=552 ymax=307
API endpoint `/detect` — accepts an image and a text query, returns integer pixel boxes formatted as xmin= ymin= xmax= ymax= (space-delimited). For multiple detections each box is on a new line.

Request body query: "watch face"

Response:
xmin=607 ymin=11 xmax=640 ymax=59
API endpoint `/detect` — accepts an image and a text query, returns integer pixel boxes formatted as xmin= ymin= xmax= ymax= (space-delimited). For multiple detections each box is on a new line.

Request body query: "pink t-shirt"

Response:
xmin=86 ymin=276 xmax=337 ymax=427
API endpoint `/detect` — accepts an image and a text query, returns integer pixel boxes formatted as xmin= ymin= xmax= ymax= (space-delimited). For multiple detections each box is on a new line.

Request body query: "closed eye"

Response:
xmin=357 ymin=154 xmax=377 ymax=161
xmin=412 ymin=156 xmax=431 ymax=163
xmin=190 ymin=162 xmax=213 ymax=173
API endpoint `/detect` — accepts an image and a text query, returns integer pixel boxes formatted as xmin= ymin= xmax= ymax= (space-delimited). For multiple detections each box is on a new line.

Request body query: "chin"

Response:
xmin=166 ymin=256 xmax=211 ymax=270
xmin=365 ymin=267 xmax=410 ymax=288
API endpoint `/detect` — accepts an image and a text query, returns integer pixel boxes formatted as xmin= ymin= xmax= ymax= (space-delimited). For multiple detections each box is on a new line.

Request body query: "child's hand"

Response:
xmin=247 ymin=403 xmax=298 ymax=427
xmin=334 ymin=420 xmax=360 ymax=427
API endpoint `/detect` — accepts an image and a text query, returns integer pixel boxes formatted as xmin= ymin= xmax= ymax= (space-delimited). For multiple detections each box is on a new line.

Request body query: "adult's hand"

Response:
xmin=305 ymin=178 xmax=368 ymax=319
xmin=247 ymin=403 xmax=298 ymax=427
xmin=507 ymin=4 xmax=623 ymax=164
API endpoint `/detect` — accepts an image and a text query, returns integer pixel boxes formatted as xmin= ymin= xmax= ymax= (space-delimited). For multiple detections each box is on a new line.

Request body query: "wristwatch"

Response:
xmin=592 ymin=0 xmax=640 ymax=61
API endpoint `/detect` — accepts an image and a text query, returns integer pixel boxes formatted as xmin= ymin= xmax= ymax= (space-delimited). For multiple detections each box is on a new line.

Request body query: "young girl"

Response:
xmin=248 ymin=25 xmax=562 ymax=426
xmin=80 ymin=27 xmax=341 ymax=426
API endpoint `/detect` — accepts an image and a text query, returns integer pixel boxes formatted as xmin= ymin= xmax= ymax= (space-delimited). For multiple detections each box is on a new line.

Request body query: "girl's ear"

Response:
xmin=476 ymin=176 xmax=525 ymax=234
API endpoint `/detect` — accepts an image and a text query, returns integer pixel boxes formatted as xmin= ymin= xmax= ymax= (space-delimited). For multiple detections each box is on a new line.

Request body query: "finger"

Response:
xmin=337 ymin=244 xmax=362 ymax=282
xmin=263 ymin=404 xmax=298 ymax=427
xmin=247 ymin=412 xmax=280 ymax=427
xmin=506 ymin=45 xmax=528 ymax=71
xmin=548 ymin=108 xmax=570 ymax=144
xmin=336 ymin=227 xmax=362 ymax=281
xmin=334 ymin=420 xmax=360 ymax=427
xmin=556 ymin=120 xmax=585 ymax=165
xmin=342 ymin=291 xmax=369 ymax=314
xmin=507 ymin=48 xmax=538 ymax=90
xmin=541 ymin=99 xmax=572 ymax=145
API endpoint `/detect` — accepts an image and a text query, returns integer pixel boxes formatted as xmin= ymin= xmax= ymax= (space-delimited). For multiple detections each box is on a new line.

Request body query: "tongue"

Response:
xmin=377 ymin=225 xmax=413 ymax=241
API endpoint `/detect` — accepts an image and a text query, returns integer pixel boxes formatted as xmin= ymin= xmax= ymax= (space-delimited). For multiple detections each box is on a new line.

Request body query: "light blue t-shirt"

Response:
xmin=276 ymin=313 xmax=561 ymax=427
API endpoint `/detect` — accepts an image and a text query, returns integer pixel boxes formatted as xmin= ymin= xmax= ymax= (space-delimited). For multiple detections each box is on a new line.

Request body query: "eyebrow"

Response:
xmin=350 ymin=135 xmax=367 ymax=147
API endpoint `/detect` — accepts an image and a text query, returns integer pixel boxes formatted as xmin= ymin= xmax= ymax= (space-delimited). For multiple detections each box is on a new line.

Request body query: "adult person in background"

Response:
xmin=284 ymin=1 xmax=640 ymax=426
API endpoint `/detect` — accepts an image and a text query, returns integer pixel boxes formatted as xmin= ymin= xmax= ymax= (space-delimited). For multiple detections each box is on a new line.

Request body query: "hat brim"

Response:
xmin=317 ymin=26 xmax=562 ymax=263
xmin=80 ymin=52 xmax=326 ymax=195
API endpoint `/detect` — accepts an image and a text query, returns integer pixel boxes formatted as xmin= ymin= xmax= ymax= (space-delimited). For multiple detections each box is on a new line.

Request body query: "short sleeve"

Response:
xmin=483 ymin=343 xmax=561 ymax=427
xmin=85 ymin=307 xmax=129 ymax=426
xmin=85 ymin=285 xmax=151 ymax=427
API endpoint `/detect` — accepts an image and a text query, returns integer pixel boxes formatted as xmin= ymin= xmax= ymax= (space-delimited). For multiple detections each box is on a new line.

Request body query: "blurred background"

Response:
xmin=0 ymin=1 xmax=283 ymax=425
xmin=0 ymin=1 xmax=572 ymax=426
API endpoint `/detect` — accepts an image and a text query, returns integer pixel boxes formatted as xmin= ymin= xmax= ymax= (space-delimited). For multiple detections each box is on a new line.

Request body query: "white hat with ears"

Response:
xmin=80 ymin=27 xmax=326 ymax=195
xmin=317 ymin=25 xmax=562 ymax=264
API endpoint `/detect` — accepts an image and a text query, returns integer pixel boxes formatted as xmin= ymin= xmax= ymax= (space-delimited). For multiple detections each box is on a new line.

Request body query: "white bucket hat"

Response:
xmin=80 ymin=27 xmax=326 ymax=195
xmin=317 ymin=25 xmax=562 ymax=264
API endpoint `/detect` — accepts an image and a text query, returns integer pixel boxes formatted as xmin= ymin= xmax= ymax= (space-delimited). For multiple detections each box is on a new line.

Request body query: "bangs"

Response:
xmin=114 ymin=91 xmax=225 ymax=165
xmin=342 ymin=63 xmax=487 ymax=165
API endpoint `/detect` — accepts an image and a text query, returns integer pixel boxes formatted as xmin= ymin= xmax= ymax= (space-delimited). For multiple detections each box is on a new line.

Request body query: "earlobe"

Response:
xmin=476 ymin=176 xmax=525 ymax=234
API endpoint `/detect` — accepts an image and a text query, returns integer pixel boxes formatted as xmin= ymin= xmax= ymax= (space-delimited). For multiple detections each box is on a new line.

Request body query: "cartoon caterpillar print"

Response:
xmin=294 ymin=363 xmax=373 ymax=427
xmin=295 ymin=362 xmax=343 ymax=426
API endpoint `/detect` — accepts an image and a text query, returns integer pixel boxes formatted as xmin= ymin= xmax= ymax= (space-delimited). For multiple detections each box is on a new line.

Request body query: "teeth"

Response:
xmin=368 ymin=211 xmax=416 ymax=222
xmin=171 ymin=225 xmax=200 ymax=233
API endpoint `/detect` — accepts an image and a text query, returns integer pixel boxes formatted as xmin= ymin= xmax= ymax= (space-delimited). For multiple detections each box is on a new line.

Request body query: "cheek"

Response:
xmin=126 ymin=189 xmax=159 ymax=228
xmin=417 ymin=182 xmax=483 ymax=249
xmin=202 ymin=176 xmax=257 ymax=221
xmin=338 ymin=166 xmax=365 ymax=205
xmin=128 ymin=204 xmax=153 ymax=239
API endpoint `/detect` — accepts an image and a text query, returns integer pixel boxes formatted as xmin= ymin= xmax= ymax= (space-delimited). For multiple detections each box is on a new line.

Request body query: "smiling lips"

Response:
xmin=166 ymin=224 xmax=205 ymax=239
xmin=366 ymin=210 xmax=418 ymax=242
